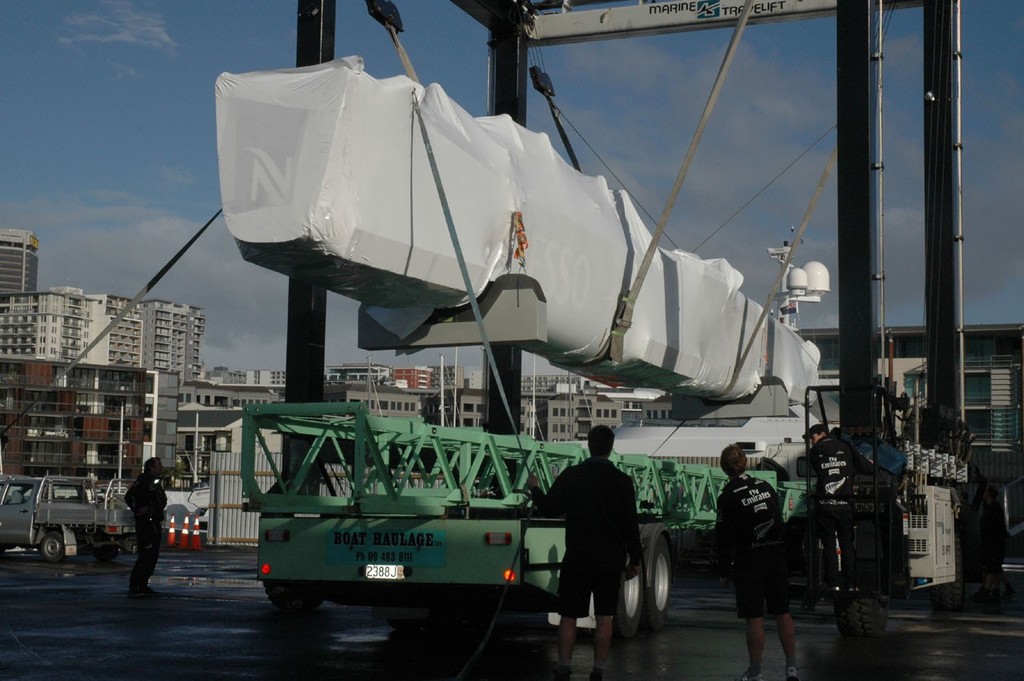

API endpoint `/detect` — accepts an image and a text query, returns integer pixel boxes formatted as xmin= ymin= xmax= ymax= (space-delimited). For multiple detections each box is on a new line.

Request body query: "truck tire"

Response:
xmin=266 ymin=585 xmax=323 ymax=611
xmin=834 ymin=596 xmax=887 ymax=637
xmin=39 ymin=531 xmax=66 ymax=563
xmin=614 ymin=567 xmax=642 ymax=638
xmin=640 ymin=536 xmax=671 ymax=631
xmin=93 ymin=545 xmax=120 ymax=562
xmin=930 ymin=531 xmax=964 ymax=612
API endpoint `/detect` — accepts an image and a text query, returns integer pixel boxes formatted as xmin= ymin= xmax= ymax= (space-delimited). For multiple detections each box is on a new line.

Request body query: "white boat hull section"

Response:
xmin=215 ymin=57 xmax=819 ymax=400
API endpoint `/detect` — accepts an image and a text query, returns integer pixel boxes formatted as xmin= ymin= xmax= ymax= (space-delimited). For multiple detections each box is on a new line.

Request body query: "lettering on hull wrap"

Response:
xmin=327 ymin=528 xmax=447 ymax=567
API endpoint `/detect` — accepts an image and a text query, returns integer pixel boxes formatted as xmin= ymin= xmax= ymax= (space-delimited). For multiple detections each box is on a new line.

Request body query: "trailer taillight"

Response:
xmin=264 ymin=529 xmax=290 ymax=542
xmin=260 ymin=563 xmax=272 ymax=576
xmin=105 ymin=525 xmax=120 ymax=534
xmin=485 ymin=532 xmax=512 ymax=545
xmin=503 ymin=569 xmax=516 ymax=582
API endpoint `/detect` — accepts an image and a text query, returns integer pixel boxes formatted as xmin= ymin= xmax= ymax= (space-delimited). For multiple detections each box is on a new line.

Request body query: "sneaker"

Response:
xmin=786 ymin=666 xmax=800 ymax=681
xmin=739 ymin=673 xmax=764 ymax=681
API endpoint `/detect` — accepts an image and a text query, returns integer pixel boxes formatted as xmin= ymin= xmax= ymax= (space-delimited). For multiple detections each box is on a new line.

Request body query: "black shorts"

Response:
xmin=558 ymin=567 xmax=622 ymax=618
xmin=733 ymin=550 xmax=789 ymax=619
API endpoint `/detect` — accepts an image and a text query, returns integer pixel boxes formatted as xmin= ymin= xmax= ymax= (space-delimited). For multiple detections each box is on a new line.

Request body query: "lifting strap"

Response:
xmin=410 ymin=94 xmax=521 ymax=440
xmin=366 ymin=0 xmax=420 ymax=83
xmin=609 ymin=0 xmax=757 ymax=363
xmin=530 ymin=66 xmax=581 ymax=171
xmin=387 ymin=22 xmax=419 ymax=84
xmin=721 ymin=146 xmax=837 ymax=398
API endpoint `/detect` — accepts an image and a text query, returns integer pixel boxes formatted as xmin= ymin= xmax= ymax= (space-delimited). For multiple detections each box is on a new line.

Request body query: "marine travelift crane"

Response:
xmin=220 ymin=0 xmax=969 ymax=637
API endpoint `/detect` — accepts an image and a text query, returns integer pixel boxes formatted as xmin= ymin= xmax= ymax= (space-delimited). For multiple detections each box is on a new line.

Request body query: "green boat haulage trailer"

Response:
xmin=238 ymin=402 xmax=958 ymax=637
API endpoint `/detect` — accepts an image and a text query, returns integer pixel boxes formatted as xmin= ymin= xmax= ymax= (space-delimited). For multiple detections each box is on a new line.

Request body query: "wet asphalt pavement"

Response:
xmin=0 ymin=546 xmax=1021 ymax=681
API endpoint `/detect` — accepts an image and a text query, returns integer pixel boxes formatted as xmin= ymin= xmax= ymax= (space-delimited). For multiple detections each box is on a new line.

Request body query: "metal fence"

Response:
xmin=207 ymin=450 xmax=280 ymax=546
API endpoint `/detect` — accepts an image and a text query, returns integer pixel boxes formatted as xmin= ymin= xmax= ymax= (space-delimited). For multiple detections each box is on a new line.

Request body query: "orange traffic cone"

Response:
xmin=179 ymin=514 xmax=190 ymax=549
xmin=166 ymin=516 xmax=177 ymax=547
xmin=190 ymin=514 xmax=203 ymax=551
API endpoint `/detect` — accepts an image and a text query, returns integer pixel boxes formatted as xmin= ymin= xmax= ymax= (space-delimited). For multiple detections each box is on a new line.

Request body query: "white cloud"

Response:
xmin=60 ymin=0 xmax=175 ymax=51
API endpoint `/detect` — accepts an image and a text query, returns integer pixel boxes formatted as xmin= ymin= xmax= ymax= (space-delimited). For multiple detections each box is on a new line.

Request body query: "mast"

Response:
xmin=873 ymin=0 xmax=888 ymax=383
xmin=953 ymin=0 xmax=966 ymax=422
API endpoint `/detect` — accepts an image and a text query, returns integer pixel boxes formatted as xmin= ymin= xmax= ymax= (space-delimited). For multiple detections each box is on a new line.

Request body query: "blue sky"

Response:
xmin=1 ymin=1 xmax=1021 ymax=373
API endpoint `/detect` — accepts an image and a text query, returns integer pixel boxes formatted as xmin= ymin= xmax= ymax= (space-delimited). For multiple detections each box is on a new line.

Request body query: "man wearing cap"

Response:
xmin=806 ymin=424 xmax=874 ymax=591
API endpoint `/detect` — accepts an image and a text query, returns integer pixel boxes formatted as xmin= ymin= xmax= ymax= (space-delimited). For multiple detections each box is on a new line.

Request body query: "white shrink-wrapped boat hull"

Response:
xmin=216 ymin=57 xmax=819 ymax=400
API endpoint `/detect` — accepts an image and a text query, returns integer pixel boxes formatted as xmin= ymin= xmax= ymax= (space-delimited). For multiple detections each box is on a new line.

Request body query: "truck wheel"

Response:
xmin=39 ymin=531 xmax=65 ymax=563
xmin=266 ymin=585 xmax=323 ymax=611
xmin=834 ymin=596 xmax=887 ymax=637
xmin=640 ymin=536 xmax=671 ymax=631
xmin=614 ymin=567 xmax=642 ymax=638
xmin=93 ymin=545 xmax=120 ymax=562
xmin=930 ymin=531 xmax=964 ymax=612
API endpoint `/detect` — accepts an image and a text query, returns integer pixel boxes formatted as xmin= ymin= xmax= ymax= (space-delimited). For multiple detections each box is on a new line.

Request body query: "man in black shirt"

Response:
xmin=974 ymin=485 xmax=1009 ymax=603
xmin=528 ymin=425 xmax=642 ymax=681
xmin=125 ymin=457 xmax=167 ymax=597
xmin=806 ymin=423 xmax=874 ymax=591
xmin=717 ymin=444 xmax=798 ymax=681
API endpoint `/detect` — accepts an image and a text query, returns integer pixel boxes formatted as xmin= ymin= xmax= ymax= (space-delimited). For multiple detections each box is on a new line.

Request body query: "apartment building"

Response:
xmin=137 ymin=299 xmax=205 ymax=380
xmin=0 ymin=357 xmax=148 ymax=479
xmin=0 ymin=287 xmax=144 ymax=366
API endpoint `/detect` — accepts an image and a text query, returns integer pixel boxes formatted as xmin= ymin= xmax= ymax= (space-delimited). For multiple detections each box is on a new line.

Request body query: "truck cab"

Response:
xmin=0 ymin=478 xmax=38 ymax=546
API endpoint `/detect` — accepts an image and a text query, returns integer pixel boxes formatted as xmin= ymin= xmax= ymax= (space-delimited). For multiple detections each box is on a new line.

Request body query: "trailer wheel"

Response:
xmin=834 ymin=596 xmax=887 ymax=637
xmin=930 ymin=531 xmax=964 ymax=612
xmin=640 ymin=536 xmax=671 ymax=631
xmin=614 ymin=566 xmax=642 ymax=638
xmin=93 ymin=545 xmax=120 ymax=562
xmin=39 ymin=531 xmax=65 ymax=563
xmin=266 ymin=585 xmax=323 ymax=611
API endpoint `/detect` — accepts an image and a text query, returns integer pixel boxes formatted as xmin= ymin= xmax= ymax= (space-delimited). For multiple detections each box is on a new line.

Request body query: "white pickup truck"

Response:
xmin=0 ymin=475 xmax=137 ymax=562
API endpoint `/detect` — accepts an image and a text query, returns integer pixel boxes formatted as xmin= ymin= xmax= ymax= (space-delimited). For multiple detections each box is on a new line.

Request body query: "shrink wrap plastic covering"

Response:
xmin=216 ymin=57 xmax=819 ymax=400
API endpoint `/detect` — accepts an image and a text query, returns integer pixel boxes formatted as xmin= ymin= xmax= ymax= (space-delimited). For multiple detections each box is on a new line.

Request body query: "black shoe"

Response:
xmin=1004 ymin=584 xmax=1015 ymax=600
xmin=128 ymin=586 xmax=145 ymax=598
xmin=139 ymin=585 xmax=159 ymax=597
xmin=590 ymin=672 xmax=603 ymax=681
xmin=553 ymin=670 xmax=570 ymax=681
xmin=972 ymin=589 xmax=999 ymax=604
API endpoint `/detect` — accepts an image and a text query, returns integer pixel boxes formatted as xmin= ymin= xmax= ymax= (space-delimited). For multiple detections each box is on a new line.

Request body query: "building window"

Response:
xmin=964 ymin=374 xmax=991 ymax=404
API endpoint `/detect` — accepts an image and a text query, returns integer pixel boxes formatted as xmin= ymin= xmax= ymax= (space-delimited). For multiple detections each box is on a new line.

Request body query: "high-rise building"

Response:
xmin=0 ymin=228 xmax=39 ymax=293
xmin=137 ymin=299 xmax=205 ymax=380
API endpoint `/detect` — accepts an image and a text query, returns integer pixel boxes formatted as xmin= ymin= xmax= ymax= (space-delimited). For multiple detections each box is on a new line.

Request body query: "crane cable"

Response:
xmin=608 ymin=0 xmax=756 ymax=364
xmin=648 ymin=147 xmax=837 ymax=455
xmin=412 ymin=86 xmax=534 ymax=681
xmin=721 ymin=146 xmax=837 ymax=398
xmin=374 ymin=10 xmax=538 ymax=679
